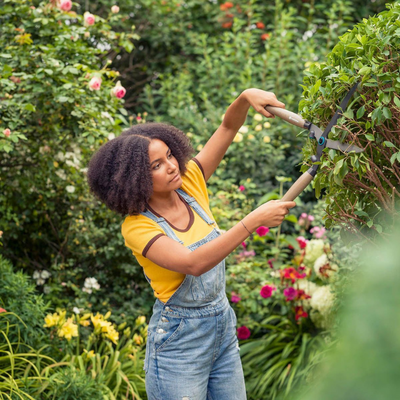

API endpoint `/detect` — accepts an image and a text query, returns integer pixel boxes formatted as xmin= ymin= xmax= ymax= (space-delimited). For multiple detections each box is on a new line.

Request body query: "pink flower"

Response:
xmin=296 ymin=236 xmax=307 ymax=249
xmin=111 ymin=5 xmax=120 ymax=13
xmin=3 ymin=128 xmax=11 ymax=137
xmin=307 ymin=215 xmax=314 ymax=221
xmin=300 ymin=213 xmax=307 ymax=219
xmin=231 ymin=292 xmax=241 ymax=303
xmin=239 ymin=250 xmax=255 ymax=258
xmin=110 ymin=81 xmax=126 ymax=99
xmin=239 ymin=185 xmax=245 ymax=192
xmin=267 ymin=259 xmax=274 ymax=268
xmin=0 ymin=308 xmax=7 ymax=313
xmin=260 ymin=285 xmax=276 ymax=299
xmin=310 ymin=226 xmax=326 ymax=239
xmin=58 ymin=0 xmax=72 ymax=11
xmin=88 ymin=76 xmax=102 ymax=91
xmin=256 ymin=226 xmax=269 ymax=237
xmin=84 ymin=12 xmax=95 ymax=26
xmin=237 ymin=326 xmax=251 ymax=340
xmin=136 ymin=116 xmax=142 ymax=121
xmin=283 ymin=287 xmax=297 ymax=301
xmin=241 ymin=242 xmax=247 ymax=249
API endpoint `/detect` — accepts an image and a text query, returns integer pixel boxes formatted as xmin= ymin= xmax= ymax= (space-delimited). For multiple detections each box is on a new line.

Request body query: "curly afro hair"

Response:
xmin=87 ymin=122 xmax=194 ymax=216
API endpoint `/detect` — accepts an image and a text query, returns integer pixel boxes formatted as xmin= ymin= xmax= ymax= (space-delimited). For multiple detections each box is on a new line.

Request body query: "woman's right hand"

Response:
xmin=245 ymin=200 xmax=297 ymax=230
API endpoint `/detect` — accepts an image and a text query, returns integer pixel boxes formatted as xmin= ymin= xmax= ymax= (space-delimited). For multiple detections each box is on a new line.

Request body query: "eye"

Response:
xmin=167 ymin=151 xmax=173 ymax=159
xmin=153 ymin=163 xmax=160 ymax=170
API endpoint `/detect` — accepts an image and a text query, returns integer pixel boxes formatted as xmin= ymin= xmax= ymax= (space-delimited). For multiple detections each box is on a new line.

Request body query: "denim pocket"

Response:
xmin=154 ymin=316 xmax=185 ymax=353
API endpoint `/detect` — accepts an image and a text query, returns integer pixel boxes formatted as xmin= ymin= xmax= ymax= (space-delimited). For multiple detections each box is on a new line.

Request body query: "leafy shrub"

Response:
xmin=299 ymin=3 xmax=400 ymax=241
xmin=0 ymin=255 xmax=48 ymax=347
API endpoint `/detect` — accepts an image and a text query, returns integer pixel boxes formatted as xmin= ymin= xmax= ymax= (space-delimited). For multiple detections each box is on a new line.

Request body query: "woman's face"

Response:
xmin=148 ymin=139 xmax=182 ymax=194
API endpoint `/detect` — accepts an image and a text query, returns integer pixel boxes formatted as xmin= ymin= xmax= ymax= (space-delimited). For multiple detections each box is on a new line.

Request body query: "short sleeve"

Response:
xmin=121 ymin=215 xmax=166 ymax=258
xmin=181 ymin=158 xmax=210 ymax=207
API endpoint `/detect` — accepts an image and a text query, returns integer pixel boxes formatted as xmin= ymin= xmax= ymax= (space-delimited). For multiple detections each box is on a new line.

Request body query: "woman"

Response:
xmin=87 ymin=88 xmax=296 ymax=400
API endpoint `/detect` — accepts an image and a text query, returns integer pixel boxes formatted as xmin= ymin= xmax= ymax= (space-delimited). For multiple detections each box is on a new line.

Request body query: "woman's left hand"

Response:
xmin=242 ymin=88 xmax=285 ymax=118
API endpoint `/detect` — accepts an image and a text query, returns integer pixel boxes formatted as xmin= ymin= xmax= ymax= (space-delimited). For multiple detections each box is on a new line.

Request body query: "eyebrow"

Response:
xmin=150 ymin=148 xmax=171 ymax=166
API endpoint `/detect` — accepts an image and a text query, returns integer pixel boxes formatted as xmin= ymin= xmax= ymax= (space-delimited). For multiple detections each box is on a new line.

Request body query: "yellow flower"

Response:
xmin=136 ymin=316 xmax=146 ymax=326
xmin=197 ymin=144 xmax=203 ymax=151
xmin=263 ymin=136 xmax=271 ymax=143
xmin=105 ymin=327 xmax=119 ymax=344
xmin=83 ymin=349 xmax=95 ymax=358
xmin=90 ymin=313 xmax=103 ymax=330
xmin=133 ymin=334 xmax=143 ymax=345
xmin=186 ymin=132 xmax=193 ymax=138
xmin=104 ymin=311 xmax=111 ymax=320
xmin=58 ymin=318 xmax=78 ymax=341
xmin=233 ymin=133 xmax=243 ymax=143
xmin=263 ymin=121 xmax=271 ymax=129
xmin=248 ymin=134 xmax=255 ymax=140
xmin=53 ymin=161 xmax=59 ymax=168
xmin=80 ymin=320 xmax=90 ymax=327
xmin=255 ymin=124 xmax=262 ymax=132
xmin=44 ymin=313 xmax=60 ymax=328
xmin=253 ymin=113 xmax=263 ymax=121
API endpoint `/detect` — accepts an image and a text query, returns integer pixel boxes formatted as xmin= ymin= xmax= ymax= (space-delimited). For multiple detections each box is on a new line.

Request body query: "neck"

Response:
xmin=148 ymin=190 xmax=180 ymax=213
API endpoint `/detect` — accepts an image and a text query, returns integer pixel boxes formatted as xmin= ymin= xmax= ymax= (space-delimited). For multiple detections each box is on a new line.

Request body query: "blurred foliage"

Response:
xmin=299 ymin=3 xmax=400 ymax=241
xmin=291 ymin=222 xmax=400 ymax=400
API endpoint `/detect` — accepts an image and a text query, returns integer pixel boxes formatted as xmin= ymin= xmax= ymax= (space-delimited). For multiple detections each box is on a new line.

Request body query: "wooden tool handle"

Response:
xmin=265 ymin=106 xmax=307 ymax=129
xmin=281 ymin=171 xmax=314 ymax=201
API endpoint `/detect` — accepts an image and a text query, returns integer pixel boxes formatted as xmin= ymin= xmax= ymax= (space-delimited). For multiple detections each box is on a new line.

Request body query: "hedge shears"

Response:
xmin=265 ymin=83 xmax=363 ymax=201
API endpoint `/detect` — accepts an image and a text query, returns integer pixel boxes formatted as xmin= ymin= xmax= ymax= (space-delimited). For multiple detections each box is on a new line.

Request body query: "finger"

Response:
xmin=281 ymin=201 xmax=296 ymax=208
xmin=261 ymin=107 xmax=276 ymax=119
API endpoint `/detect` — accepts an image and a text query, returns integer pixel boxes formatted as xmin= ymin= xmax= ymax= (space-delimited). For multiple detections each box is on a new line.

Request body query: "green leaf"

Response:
xmin=367 ymin=220 xmax=373 ymax=228
xmin=44 ymin=69 xmax=53 ymax=75
xmin=390 ymin=152 xmax=398 ymax=164
xmin=384 ymin=141 xmax=397 ymax=148
xmin=24 ymin=104 xmax=36 ymax=112
xmin=333 ymin=159 xmax=344 ymax=175
xmin=119 ymin=108 xmax=128 ymax=116
xmin=359 ymin=66 xmax=371 ymax=76
xmin=382 ymin=107 xmax=392 ymax=119
xmin=0 ymin=53 xmax=12 ymax=58
xmin=375 ymin=224 xmax=383 ymax=234
xmin=57 ymin=96 xmax=70 ymax=103
xmin=394 ymin=97 xmax=400 ymax=108
xmin=365 ymin=134 xmax=375 ymax=141
xmin=356 ymin=106 xmax=365 ymax=119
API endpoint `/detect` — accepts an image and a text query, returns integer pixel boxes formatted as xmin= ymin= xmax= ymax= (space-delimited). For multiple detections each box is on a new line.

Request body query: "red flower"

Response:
xmin=239 ymin=185 xmax=245 ymax=192
xmin=295 ymin=306 xmax=308 ymax=321
xmin=268 ymin=259 xmax=274 ymax=269
xmin=296 ymin=289 xmax=311 ymax=301
xmin=256 ymin=22 xmax=265 ymax=29
xmin=222 ymin=22 xmax=233 ymax=28
xmin=220 ymin=2 xmax=234 ymax=11
xmin=256 ymin=226 xmax=269 ymax=237
xmin=237 ymin=326 xmax=251 ymax=340
xmin=261 ymin=33 xmax=270 ymax=40
xmin=0 ymin=308 xmax=7 ymax=313
xmin=281 ymin=267 xmax=306 ymax=283
xmin=260 ymin=285 xmax=276 ymax=299
xmin=296 ymin=236 xmax=308 ymax=249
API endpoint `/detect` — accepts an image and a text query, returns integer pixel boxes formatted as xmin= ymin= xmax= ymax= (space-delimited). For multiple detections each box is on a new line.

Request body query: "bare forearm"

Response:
xmin=221 ymin=91 xmax=251 ymax=131
xmin=188 ymin=213 xmax=257 ymax=276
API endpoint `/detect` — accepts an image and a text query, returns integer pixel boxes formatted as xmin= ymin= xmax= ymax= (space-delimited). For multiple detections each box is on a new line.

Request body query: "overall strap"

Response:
xmin=176 ymin=188 xmax=215 ymax=225
xmin=140 ymin=209 xmax=184 ymax=244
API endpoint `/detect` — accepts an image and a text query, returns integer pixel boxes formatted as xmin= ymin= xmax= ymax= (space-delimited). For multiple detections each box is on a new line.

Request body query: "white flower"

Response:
xmin=303 ymin=239 xmax=327 ymax=266
xmin=66 ymin=185 xmax=75 ymax=193
xmin=36 ymin=278 xmax=45 ymax=285
xmin=33 ymin=271 xmax=41 ymax=279
xmin=310 ymin=285 xmax=335 ymax=316
xmin=41 ymin=270 xmax=51 ymax=279
xmin=55 ymin=169 xmax=67 ymax=180
xmin=55 ymin=151 xmax=65 ymax=162
xmin=238 ymin=126 xmax=249 ymax=134
xmin=108 ymin=133 xmax=115 ymax=140
xmin=43 ymin=285 xmax=51 ymax=294
xmin=297 ymin=279 xmax=318 ymax=296
xmin=73 ymin=307 xmax=80 ymax=314
xmin=83 ymin=277 xmax=100 ymax=293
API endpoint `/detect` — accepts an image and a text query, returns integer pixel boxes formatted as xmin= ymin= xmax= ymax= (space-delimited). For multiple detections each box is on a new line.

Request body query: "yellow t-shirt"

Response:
xmin=121 ymin=158 xmax=217 ymax=302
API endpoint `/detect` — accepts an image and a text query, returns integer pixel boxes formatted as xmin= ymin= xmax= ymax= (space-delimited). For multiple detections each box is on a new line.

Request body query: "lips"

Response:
xmin=170 ymin=173 xmax=180 ymax=182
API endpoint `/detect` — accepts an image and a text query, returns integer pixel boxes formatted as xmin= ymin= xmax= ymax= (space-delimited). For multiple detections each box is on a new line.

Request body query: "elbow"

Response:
xmin=185 ymin=254 xmax=206 ymax=277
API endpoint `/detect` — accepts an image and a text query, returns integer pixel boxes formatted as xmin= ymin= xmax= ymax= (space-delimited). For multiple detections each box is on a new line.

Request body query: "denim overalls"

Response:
xmin=140 ymin=188 xmax=247 ymax=400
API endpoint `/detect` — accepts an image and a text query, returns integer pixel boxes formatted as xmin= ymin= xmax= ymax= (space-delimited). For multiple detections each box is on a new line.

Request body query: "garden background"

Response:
xmin=1 ymin=0 xmax=400 ymax=398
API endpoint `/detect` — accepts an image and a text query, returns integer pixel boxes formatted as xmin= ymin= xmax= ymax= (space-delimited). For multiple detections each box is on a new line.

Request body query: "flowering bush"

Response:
xmin=43 ymin=309 xmax=147 ymax=398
